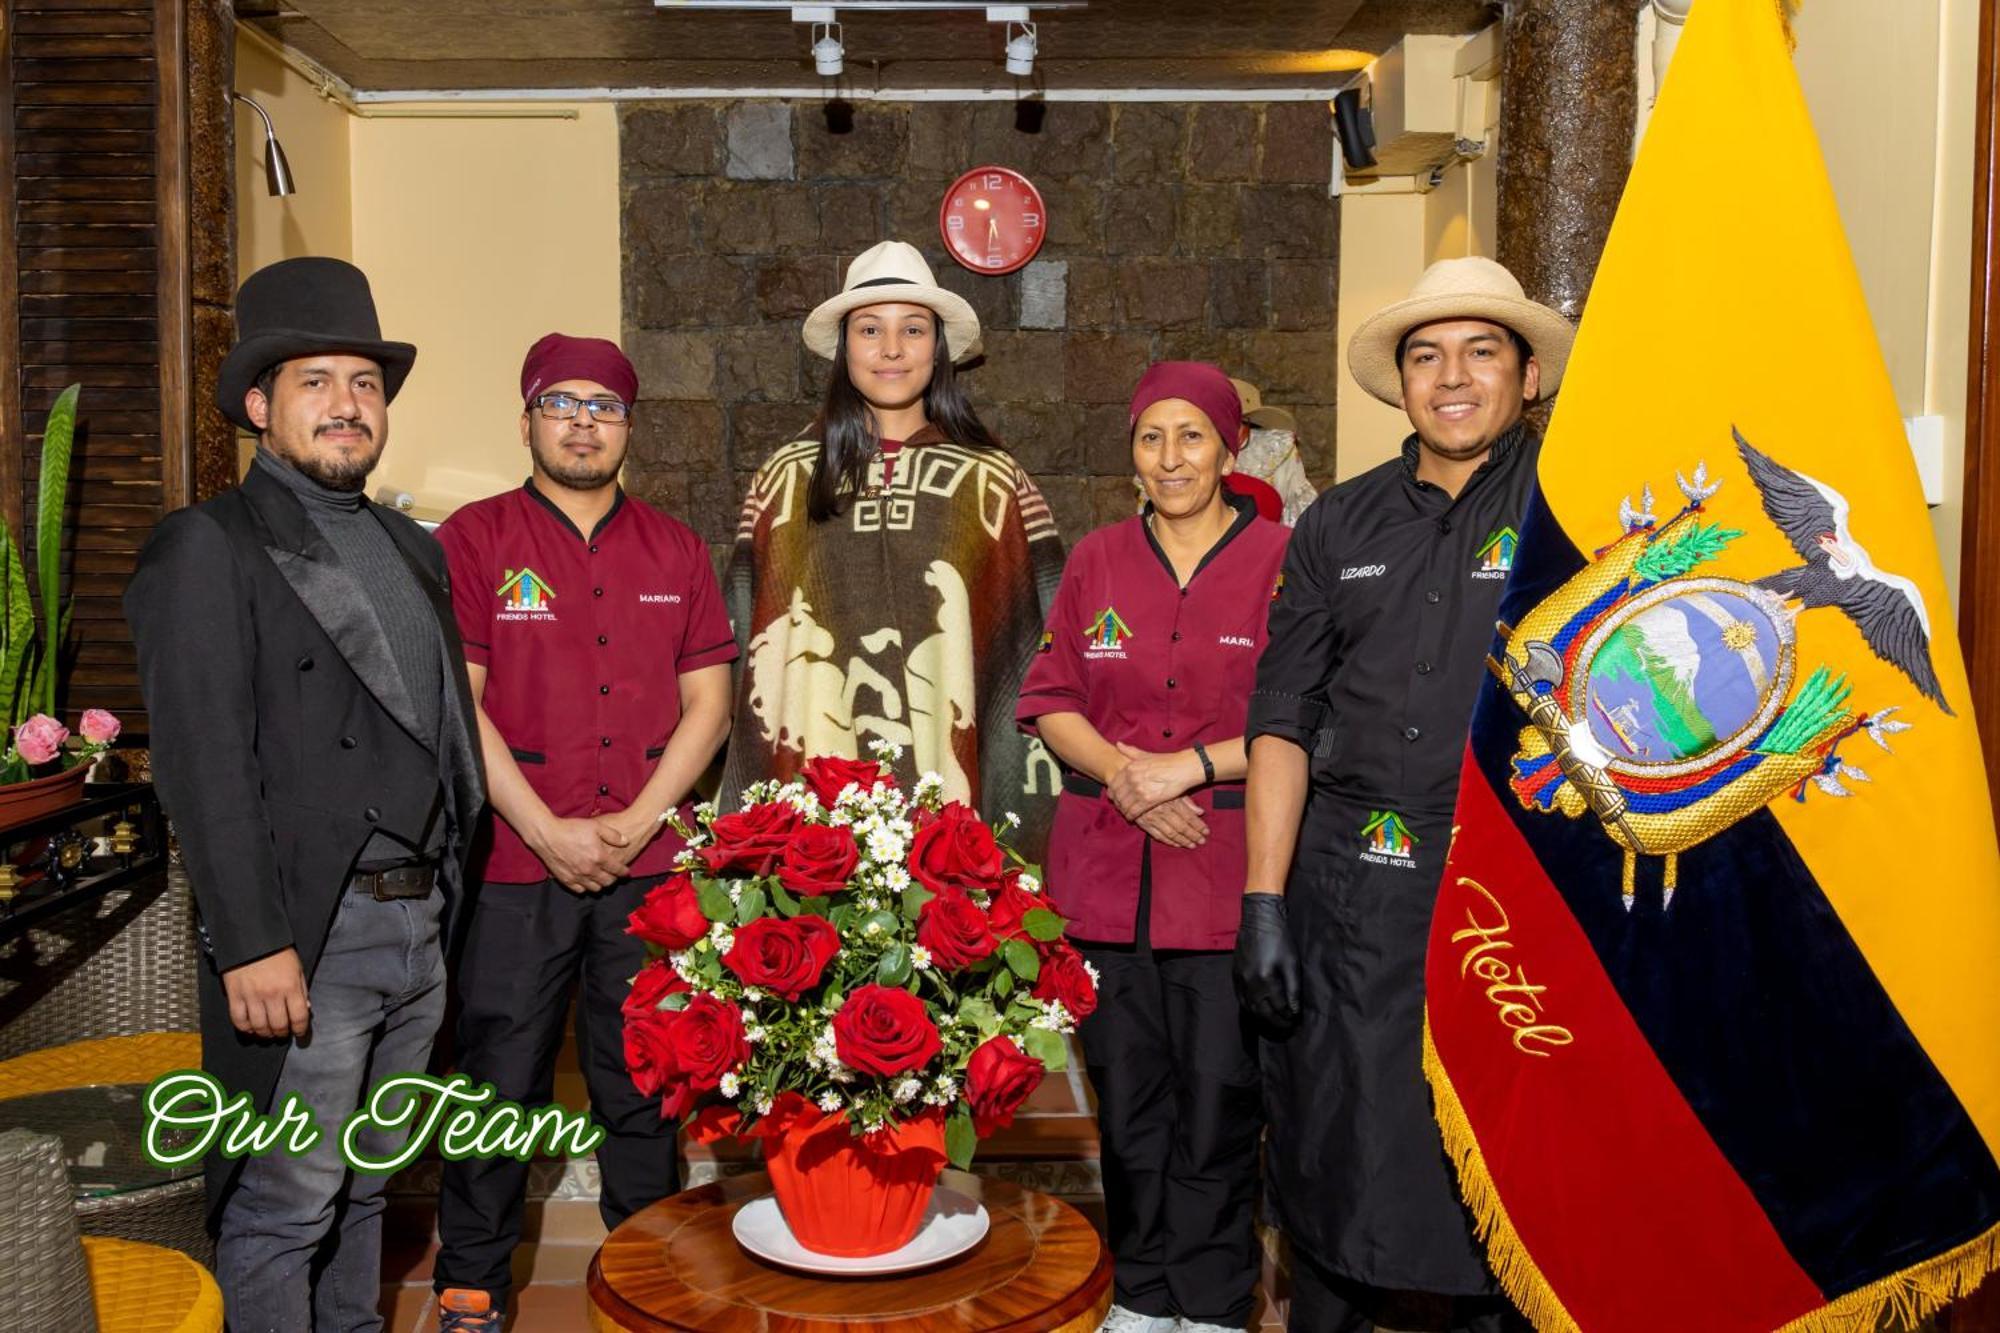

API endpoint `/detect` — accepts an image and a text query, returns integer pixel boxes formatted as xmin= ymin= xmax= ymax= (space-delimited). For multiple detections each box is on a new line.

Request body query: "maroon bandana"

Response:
xmin=1128 ymin=360 xmax=1244 ymax=454
xmin=520 ymin=331 xmax=638 ymax=405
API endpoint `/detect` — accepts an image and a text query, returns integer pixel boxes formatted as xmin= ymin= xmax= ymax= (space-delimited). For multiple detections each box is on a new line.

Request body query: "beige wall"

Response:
xmin=348 ymin=105 xmax=622 ymax=517
xmin=233 ymin=33 xmax=618 ymax=516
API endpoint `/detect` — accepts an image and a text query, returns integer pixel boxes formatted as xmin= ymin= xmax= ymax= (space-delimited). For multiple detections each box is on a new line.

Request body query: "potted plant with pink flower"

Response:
xmin=621 ymin=743 xmax=1098 ymax=1262
xmin=0 ymin=384 xmax=119 ymax=826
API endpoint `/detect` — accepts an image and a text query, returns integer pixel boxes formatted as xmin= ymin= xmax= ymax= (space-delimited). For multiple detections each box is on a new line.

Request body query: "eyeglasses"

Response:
xmin=533 ymin=392 xmax=631 ymax=424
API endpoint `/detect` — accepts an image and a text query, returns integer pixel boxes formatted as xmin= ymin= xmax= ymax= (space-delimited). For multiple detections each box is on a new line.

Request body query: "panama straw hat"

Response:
xmin=802 ymin=240 xmax=983 ymax=364
xmin=1346 ymin=256 xmax=1575 ymax=408
xmin=1229 ymin=377 xmax=1299 ymax=435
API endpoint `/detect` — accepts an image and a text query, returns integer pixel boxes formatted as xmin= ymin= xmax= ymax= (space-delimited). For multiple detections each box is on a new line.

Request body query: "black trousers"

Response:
xmin=433 ymin=874 xmax=678 ymax=1302
xmin=1287 ymin=1249 xmax=1529 ymax=1333
xmin=1078 ymin=849 xmax=1263 ymax=1326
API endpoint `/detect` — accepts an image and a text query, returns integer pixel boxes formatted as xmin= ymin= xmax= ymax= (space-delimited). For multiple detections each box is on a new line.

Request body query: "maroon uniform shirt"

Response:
xmin=1017 ymin=497 xmax=1289 ymax=950
xmin=439 ymin=482 xmax=738 ymax=884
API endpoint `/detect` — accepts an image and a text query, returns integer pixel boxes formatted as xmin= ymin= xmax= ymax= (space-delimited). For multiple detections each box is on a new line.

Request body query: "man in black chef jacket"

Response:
xmin=1235 ymin=258 xmax=1575 ymax=1332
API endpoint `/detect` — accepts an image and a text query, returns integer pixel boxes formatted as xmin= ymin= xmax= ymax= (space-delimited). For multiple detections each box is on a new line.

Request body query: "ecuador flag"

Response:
xmin=1424 ymin=3 xmax=2000 ymax=1331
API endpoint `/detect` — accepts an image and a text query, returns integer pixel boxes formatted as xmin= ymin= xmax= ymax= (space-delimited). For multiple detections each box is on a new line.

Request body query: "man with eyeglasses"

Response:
xmin=429 ymin=333 xmax=737 ymax=1330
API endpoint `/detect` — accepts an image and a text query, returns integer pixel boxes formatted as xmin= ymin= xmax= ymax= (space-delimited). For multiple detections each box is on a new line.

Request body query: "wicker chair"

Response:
xmin=0 ymin=858 xmax=212 ymax=1263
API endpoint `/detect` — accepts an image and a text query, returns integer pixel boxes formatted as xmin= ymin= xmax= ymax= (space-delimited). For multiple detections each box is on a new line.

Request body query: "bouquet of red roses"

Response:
xmin=621 ymin=747 xmax=1098 ymax=1169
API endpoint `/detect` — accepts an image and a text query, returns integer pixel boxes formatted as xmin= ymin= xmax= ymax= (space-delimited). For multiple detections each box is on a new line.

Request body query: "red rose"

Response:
xmin=622 ymin=958 xmax=689 ymax=1021
xmin=625 ymin=874 xmax=710 ymax=950
xmin=659 ymin=994 xmax=752 ymax=1119
xmin=1033 ymin=940 xmax=1099 ymax=1021
xmin=907 ymin=802 xmax=1004 ymax=895
xmin=699 ymin=801 xmax=802 ymax=875
xmin=965 ymin=1035 xmax=1046 ymax=1136
xmin=723 ymin=914 xmax=842 ymax=1000
xmin=777 ymin=824 xmax=860 ymax=895
xmin=801 ymin=755 xmax=895 ymax=809
xmin=985 ymin=877 xmax=1047 ymax=942
xmin=916 ymin=886 xmax=997 ymax=970
xmin=623 ymin=1007 xmax=679 ymax=1100
xmin=831 ymin=983 xmax=942 ymax=1077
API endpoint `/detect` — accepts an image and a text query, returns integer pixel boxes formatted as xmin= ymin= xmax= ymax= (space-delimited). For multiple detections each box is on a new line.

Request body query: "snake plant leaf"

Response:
xmin=35 ymin=384 xmax=79 ymax=717
xmin=0 ymin=525 xmax=34 ymax=727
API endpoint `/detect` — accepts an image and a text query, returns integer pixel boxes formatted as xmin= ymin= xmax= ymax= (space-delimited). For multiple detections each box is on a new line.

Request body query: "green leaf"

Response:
xmin=1021 ymin=909 xmax=1065 ymax=942
xmin=958 ymin=997 xmax=1000 ymax=1037
xmin=695 ymin=878 xmax=735 ymax=923
xmin=999 ymin=937 xmax=1041 ymax=982
xmin=801 ymin=895 xmax=831 ymax=917
xmin=993 ymin=968 xmax=1013 ymax=999
xmin=1022 ymin=1027 xmax=1067 ymax=1071
xmin=901 ymin=883 xmax=935 ymax=917
xmin=36 ymin=385 xmax=78 ymax=718
xmin=769 ymin=882 xmax=801 ymax=918
xmin=736 ymin=885 xmax=767 ymax=924
xmin=0 ymin=528 xmax=33 ymax=726
xmin=944 ymin=1110 xmax=977 ymax=1170
xmin=876 ymin=943 xmax=912 ymax=988
xmin=1632 ymin=521 xmax=1743 ymax=584
xmin=661 ymin=990 xmax=690 ymax=1011
xmin=862 ymin=909 xmax=899 ymax=938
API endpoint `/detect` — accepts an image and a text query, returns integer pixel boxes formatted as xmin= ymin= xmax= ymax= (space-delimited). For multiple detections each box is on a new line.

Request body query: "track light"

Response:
xmin=1003 ymin=20 xmax=1037 ymax=77
xmin=811 ymin=21 xmax=844 ymax=77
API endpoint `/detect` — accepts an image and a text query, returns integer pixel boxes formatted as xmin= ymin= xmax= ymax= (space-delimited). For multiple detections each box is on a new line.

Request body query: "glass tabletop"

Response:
xmin=0 ymin=1083 xmax=205 ymax=1197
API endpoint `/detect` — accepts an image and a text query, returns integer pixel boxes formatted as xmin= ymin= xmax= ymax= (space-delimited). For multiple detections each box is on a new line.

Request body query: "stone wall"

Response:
xmin=618 ymin=99 xmax=1339 ymax=562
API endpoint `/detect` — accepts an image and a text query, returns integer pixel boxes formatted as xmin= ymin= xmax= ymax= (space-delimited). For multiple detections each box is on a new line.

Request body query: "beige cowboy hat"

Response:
xmin=1229 ymin=377 xmax=1299 ymax=435
xmin=1347 ymin=256 xmax=1575 ymax=408
xmin=802 ymin=240 xmax=983 ymax=364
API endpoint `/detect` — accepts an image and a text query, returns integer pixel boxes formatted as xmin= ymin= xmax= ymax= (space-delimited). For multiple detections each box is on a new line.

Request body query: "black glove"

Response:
xmin=1233 ymin=893 xmax=1301 ymax=1028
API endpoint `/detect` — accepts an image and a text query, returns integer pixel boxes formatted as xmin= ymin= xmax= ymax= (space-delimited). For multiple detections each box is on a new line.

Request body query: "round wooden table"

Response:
xmin=587 ymin=1169 xmax=1111 ymax=1332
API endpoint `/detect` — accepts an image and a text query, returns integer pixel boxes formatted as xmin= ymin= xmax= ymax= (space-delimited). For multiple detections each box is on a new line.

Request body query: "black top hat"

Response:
xmin=215 ymin=257 xmax=418 ymax=432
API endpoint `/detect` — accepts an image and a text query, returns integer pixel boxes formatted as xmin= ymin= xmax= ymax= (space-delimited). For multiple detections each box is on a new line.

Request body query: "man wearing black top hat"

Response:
xmin=126 ymin=257 xmax=483 ymax=1330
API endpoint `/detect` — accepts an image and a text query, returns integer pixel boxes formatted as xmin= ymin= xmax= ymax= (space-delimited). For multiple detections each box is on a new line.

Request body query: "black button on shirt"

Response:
xmin=1248 ymin=424 xmax=1539 ymax=814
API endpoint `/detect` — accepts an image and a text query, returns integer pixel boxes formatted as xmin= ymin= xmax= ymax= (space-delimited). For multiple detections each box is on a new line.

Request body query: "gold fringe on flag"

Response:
xmin=1421 ymin=1016 xmax=1581 ymax=1333
xmin=1425 ymin=1012 xmax=2000 ymax=1331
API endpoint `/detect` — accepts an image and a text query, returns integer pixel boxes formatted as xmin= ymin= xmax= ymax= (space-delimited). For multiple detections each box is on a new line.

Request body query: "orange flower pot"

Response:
xmin=729 ymin=1095 xmax=949 ymax=1257
xmin=0 ymin=763 xmax=88 ymax=832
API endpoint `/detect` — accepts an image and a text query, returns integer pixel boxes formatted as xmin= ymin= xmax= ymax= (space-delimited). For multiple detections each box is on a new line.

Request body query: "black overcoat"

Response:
xmin=123 ymin=462 xmax=484 ymax=1221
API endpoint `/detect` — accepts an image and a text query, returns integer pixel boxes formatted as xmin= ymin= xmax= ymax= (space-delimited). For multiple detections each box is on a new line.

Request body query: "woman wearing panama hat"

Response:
xmin=720 ymin=241 xmax=1064 ymax=850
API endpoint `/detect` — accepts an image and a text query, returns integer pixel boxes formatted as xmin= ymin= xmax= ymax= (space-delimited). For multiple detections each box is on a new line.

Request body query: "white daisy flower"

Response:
xmin=1017 ymin=873 xmax=1040 ymax=893
xmin=912 ymin=946 xmax=933 ymax=971
xmin=756 ymin=1095 xmax=774 ymax=1115
xmin=720 ymin=1072 xmax=741 ymax=1098
xmin=893 ymin=1078 xmax=922 ymax=1104
xmin=817 ymin=1091 xmax=842 ymax=1112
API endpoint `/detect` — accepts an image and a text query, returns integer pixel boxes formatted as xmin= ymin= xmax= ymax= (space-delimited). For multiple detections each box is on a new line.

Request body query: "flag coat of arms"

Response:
xmin=1424 ymin=3 xmax=2000 ymax=1330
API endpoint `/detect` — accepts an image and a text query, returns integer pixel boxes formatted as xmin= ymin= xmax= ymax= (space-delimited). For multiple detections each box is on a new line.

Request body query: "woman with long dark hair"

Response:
xmin=722 ymin=241 xmax=1063 ymax=847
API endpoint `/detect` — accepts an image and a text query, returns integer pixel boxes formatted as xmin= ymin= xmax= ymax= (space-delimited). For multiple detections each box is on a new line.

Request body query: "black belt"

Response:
xmin=349 ymin=865 xmax=438 ymax=900
xmin=1062 ymin=771 xmax=1246 ymax=809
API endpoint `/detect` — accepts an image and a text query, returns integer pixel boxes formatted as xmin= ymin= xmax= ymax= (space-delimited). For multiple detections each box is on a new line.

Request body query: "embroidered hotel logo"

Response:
xmin=1085 ymin=606 xmax=1133 ymax=657
xmin=1272 ymin=572 xmax=1286 ymax=603
xmin=495 ymin=568 xmax=557 ymax=621
xmin=1359 ymin=809 xmax=1419 ymax=869
xmin=1038 ymin=629 xmax=1054 ymax=654
xmin=1473 ymin=527 xmax=1519 ymax=580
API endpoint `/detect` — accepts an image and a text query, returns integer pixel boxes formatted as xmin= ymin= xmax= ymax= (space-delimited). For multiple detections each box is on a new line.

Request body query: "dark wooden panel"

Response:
xmin=18 ymin=222 xmax=159 ymax=246
xmin=73 ymin=550 xmax=142 ymax=575
xmin=18 ymin=153 xmax=156 ymax=176
xmin=16 ymin=104 xmax=151 ymax=130
xmin=22 ymin=384 xmax=157 ymax=410
xmin=13 ymin=82 xmax=156 ymax=107
xmin=27 ymin=407 xmax=161 ymax=432
xmin=21 ymin=351 xmax=157 ymax=377
xmin=19 ymin=247 xmax=157 ymax=272
xmin=13 ymin=58 xmax=156 ymax=83
xmin=1964 ymin=0 xmax=2000 ymax=821
xmin=17 ymin=175 xmax=156 ymax=201
xmin=19 ymin=198 xmax=152 ymax=223
xmin=12 ymin=34 xmax=154 ymax=59
xmin=11 ymin=12 xmax=154 ymax=36
xmin=31 ymin=434 xmax=164 ymax=457
xmin=18 ymin=129 xmax=155 ymax=154
xmin=39 ymin=458 xmax=165 ymax=482
xmin=22 ymin=339 xmax=160 ymax=363
xmin=19 ymin=265 xmax=155 ymax=291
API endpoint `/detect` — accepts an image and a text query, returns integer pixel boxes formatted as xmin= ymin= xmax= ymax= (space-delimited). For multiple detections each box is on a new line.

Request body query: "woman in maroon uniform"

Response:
xmin=1017 ymin=361 xmax=1290 ymax=1333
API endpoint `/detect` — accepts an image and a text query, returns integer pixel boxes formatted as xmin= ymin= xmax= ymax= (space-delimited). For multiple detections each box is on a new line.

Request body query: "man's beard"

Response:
xmin=533 ymin=437 xmax=622 ymax=490
xmin=274 ymin=423 xmax=382 ymax=491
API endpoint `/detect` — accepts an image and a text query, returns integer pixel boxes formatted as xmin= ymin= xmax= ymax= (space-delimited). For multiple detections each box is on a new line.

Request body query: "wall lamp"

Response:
xmin=233 ymin=93 xmax=296 ymax=197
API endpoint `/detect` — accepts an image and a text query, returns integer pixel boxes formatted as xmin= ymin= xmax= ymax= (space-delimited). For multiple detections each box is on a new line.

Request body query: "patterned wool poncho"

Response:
xmin=722 ymin=425 xmax=1066 ymax=857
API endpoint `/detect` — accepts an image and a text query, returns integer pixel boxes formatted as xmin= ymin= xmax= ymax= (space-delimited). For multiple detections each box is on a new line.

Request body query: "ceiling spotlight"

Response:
xmin=811 ymin=21 xmax=844 ymax=77
xmin=1003 ymin=20 xmax=1037 ymax=77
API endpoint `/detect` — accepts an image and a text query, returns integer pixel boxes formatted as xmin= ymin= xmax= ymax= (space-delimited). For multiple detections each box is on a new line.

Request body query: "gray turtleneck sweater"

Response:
xmin=254 ymin=449 xmax=444 ymax=864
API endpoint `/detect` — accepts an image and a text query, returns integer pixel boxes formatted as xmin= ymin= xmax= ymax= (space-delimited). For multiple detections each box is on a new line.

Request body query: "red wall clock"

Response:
xmin=939 ymin=165 xmax=1047 ymax=275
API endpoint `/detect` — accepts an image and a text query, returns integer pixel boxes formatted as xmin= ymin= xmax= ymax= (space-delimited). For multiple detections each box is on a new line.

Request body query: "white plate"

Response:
xmin=730 ymin=1185 xmax=990 ymax=1276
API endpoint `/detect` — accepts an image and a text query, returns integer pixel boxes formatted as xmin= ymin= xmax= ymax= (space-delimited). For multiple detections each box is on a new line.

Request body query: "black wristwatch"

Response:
xmin=1192 ymin=741 xmax=1215 ymax=785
